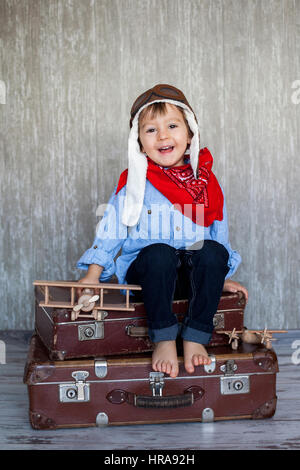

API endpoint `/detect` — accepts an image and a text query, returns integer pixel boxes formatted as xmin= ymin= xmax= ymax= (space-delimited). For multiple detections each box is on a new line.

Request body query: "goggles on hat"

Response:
xmin=130 ymin=84 xmax=195 ymax=127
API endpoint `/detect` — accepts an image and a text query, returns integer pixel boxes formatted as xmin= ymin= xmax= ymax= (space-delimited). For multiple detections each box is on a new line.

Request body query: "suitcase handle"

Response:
xmin=126 ymin=325 xmax=149 ymax=337
xmin=107 ymin=386 xmax=204 ymax=409
xmin=135 ymin=393 xmax=193 ymax=408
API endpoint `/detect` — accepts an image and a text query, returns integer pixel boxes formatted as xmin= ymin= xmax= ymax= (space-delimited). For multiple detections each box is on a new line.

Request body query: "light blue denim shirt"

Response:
xmin=76 ymin=181 xmax=241 ymax=283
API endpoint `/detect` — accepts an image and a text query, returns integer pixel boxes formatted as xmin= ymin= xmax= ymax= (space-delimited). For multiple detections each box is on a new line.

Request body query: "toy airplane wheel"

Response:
xmin=96 ymin=310 xmax=103 ymax=321
xmin=71 ymin=311 xmax=77 ymax=321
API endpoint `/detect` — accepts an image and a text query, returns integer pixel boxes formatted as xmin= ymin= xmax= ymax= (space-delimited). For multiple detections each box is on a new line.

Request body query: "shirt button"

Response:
xmin=176 ymin=226 xmax=181 ymax=231
xmin=147 ymin=209 xmax=152 ymax=214
xmin=93 ymin=245 xmax=98 ymax=249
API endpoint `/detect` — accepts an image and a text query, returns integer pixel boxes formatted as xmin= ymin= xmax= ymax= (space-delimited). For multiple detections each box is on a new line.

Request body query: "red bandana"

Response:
xmin=116 ymin=147 xmax=223 ymax=227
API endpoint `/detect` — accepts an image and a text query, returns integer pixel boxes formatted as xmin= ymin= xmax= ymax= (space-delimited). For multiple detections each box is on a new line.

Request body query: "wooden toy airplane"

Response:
xmin=33 ymin=280 xmax=142 ymax=321
xmin=216 ymin=327 xmax=287 ymax=349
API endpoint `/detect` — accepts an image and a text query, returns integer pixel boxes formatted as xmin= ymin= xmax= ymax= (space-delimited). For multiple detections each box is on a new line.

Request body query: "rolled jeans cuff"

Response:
xmin=180 ymin=325 xmax=212 ymax=345
xmin=148 ymin=323 xmax=179 ymax=343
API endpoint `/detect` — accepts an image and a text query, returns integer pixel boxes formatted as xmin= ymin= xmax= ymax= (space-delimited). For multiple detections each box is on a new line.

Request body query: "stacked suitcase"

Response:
xmin=23 ymin=280 xmax=278 ymax=429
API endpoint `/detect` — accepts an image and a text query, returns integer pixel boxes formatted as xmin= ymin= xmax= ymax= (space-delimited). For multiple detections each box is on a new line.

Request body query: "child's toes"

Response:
xmin=192 ymin=355 xmax=200 ymax=367
xmin=184 ymin=358 xmax=195 ymax=374
xmin=200 ymin=354 xmax=210 ymax=365
xmin=165 ymin=361 xmax=171 ymax=375
xmin=170 ymin=362 xmax=179 ymax=378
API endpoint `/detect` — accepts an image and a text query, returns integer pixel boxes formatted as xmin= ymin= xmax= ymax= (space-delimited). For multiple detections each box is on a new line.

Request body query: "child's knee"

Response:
xmin=195 ymin=240 xmax=229 ymax=270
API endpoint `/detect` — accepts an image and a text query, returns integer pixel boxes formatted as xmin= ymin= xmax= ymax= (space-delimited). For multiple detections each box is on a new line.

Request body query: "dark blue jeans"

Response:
xmin=125 ymin=241 xmax=229 ymax=344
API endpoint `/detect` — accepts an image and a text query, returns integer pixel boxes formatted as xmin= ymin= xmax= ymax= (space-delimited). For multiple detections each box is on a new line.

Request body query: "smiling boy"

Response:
xmin=77 ymin=84 xmax=248 ymax=378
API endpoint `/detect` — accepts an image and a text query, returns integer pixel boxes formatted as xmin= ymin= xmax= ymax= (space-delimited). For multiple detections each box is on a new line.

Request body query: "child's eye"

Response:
xmin=169 ymin=124 xmax=177 ymax=129
xmin=146 ymin=128 xmax=156 ymax=133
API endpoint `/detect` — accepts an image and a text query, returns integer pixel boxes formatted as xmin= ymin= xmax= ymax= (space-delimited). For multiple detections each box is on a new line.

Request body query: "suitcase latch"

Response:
xmin=213 ymin=313 xmax=224 ymax=329
xmin=220 ymin=360 xmax=250 ymax=395
xmin=95 ymin=358 xmax=108 ymax=378
xmin=220 ymin=359 xmax=237 ymax=375
xmin=78 ymin=315 xmax=108 ymax=341
xmin=59 ymin=371 xmax=90 ymax=403
xmin=204 ymin=355 xmax=216 ymax=373
xmin=149 ymin=372 xmax=165 ymax=396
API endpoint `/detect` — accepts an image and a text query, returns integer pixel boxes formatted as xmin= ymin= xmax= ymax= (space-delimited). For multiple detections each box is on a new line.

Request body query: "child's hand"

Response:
xmin=76 ymin=275 xmax=100 ymax=298
xmin=223 ymin=279 xmax=249 ymax=303
xmin=76 ymin=264 xmax=103 ymax=298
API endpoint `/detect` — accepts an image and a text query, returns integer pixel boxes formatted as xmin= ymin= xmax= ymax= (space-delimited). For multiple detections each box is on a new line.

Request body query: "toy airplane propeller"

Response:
xmin=216 ymin=327 xmax=287 ymax=349
xmin=71 ymin=290 xmax=100 ymax=321
xmin=222 ymin=327 xmax=240 ymax=350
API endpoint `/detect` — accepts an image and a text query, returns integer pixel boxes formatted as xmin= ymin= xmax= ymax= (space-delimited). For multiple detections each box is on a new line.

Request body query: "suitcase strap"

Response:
xmin=107 ymin=385 xmax=204 ymax=409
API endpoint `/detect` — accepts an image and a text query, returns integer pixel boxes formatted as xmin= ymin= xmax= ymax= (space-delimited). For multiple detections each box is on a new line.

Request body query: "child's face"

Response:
xmin=138 ymin=103 xmax=191 ymax=168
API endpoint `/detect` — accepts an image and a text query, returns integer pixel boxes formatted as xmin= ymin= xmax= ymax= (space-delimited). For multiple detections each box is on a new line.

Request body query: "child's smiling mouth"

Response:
xmin=158 ymin=145 xmax=174 ymax=153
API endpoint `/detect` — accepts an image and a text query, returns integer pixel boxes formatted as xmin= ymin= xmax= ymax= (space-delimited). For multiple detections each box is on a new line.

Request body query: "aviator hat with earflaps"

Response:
xmin=122 ymin=84 xmax=201 ymax=227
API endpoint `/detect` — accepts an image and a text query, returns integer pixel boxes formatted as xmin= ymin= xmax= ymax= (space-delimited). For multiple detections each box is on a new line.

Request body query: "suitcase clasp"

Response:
xmin=220 ymin=359 xmax=237 ymax=375
xmin=213 ymin=313 xmax=224 ymax=329
xmin=220 ymin=360 xmax=250 ymax=395
xmin=78 ymin=316 xmax=107 ymax=341
xmin=95 ymin=358 xmax=108 ymax=378
xmin=149 ymin=372 xmax=165 ymax=397
xmin=204 ymin=355 xmax=216 ymax=373
xmin=59 ymin=370 xmax=90 ymax=403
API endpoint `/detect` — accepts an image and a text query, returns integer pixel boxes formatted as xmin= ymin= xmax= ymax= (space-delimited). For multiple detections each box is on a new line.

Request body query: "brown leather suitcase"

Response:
xmin=33 ymin=280 xmax=246 ymax=360
xmin=24 ymin=334 xmax=278 ymax=429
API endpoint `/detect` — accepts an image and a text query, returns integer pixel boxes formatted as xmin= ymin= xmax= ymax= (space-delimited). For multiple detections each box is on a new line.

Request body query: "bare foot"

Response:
xmin=183 ymin=340 xmax=212 ymax=374
xmin=152 ymin=340 xmax=179 ymax=378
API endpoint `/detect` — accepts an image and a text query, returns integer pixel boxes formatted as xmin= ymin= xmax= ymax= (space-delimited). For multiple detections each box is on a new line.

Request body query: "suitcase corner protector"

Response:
xmin=252 ymin=397 xmax=277 ymax=419
xmin=30 ymin=411 xmax=57 ymax=430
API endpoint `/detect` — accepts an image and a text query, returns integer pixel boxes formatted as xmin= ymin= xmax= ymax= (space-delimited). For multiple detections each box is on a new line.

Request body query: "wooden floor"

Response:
xmin=0 ymin=330 xmax=299 ymax=450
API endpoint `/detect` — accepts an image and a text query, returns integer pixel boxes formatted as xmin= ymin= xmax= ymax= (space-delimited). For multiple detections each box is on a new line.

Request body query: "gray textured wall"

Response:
xmin=0 ymin=0 xmax=299 ymax=330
